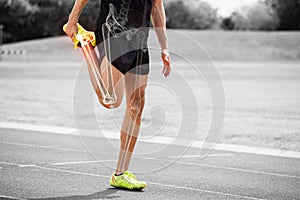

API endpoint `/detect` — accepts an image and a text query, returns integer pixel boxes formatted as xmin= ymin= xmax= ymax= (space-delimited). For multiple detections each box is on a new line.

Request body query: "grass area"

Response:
xmin=2 ymin=30 xmax=300 ymax=61
xmin=173 ymin=30 xmax=300 ymax=61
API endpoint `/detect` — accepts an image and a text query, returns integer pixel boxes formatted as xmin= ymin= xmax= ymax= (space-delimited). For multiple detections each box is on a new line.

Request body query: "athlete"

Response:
xmin=64 ymin=0 xmax=171 ymax=190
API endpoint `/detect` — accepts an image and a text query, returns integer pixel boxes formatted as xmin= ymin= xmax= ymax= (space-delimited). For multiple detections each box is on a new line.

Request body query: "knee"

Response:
xmin=128 ymin=92 xmax=146 ymax=115
xmin=98 ymin=96 xmax=122 ymax=109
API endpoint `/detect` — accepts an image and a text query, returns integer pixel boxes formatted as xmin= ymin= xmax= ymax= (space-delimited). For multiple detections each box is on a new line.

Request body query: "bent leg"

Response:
xmin=115 ymin=72 xmax=148 ymax=174
xmin=84 ymin=47 xmax=124 ymax=109
xmin=98 ymin=56 xmax=124 ymax=108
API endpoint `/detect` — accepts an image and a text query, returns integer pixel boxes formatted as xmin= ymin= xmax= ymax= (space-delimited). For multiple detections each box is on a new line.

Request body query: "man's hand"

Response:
xmin=64 ymin=22 xmax=78 ymax=41
xmin=161 ymin=50 xmax=171 ymax=77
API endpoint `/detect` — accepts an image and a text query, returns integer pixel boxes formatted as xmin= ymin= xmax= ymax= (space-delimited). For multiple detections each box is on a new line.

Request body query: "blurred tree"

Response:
xmin=27 ymin=0 xmax=72 ymax=37
xmin=248 ymin=2 xmax=279 ymax=30
xmin=230 ymin=11 xmax=250 ymax=30
xmin=165 ymin=1 xmax=191 ymax=29
xmin=78 ymin=0 xmax=100 ymax=31
xmin=28 ymin=0 xmax=60 ymax=7
xmin=165 ymin=0 xmax=218 ymax=29
xmin=28 ymin=0 xmax=99 ymax=33
xmin=188 ymin=1 xmax=219 ymax=29
xmin=0 ymin=0 xmax=31 ymax=43
xmin=0 ymin=0 xmax=99 ymax=43
xmin=220 ymin=17 xmax=235 ymax=30
xmin=226 ymin=1 xmax=279 ymax=31
xmin=265 ymin=0 xmax=300 ymax=30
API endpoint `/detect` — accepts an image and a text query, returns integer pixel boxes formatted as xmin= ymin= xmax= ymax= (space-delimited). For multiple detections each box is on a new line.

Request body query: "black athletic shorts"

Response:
xmin=95 ymin=30 xmax=150 ymax=75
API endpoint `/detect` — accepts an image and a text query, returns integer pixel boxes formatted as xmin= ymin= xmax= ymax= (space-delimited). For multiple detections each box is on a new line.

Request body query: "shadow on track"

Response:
xmin=28 ymin=188 xmax=120 ymax=200
xmin=28 ymin=187 xmax=144 ymax=200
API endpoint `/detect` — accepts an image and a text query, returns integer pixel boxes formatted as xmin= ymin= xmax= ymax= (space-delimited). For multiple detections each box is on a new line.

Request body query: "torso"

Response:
xmin=95 ymin=0 xmax=152 ymax=75
xmin=96 ymin=0 xmax=152 ymax=40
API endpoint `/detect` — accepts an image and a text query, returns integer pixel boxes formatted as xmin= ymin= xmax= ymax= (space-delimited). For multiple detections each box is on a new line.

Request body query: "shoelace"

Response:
xmin=125 ymin=171 xmax=137 ymax=180
xmin=122 ymin=174 xmax=139 ymax=189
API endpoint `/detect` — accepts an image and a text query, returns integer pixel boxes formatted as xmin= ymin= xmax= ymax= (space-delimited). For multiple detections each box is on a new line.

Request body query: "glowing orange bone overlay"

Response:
xmin=63 ymin=23 xmax=117 ymax=106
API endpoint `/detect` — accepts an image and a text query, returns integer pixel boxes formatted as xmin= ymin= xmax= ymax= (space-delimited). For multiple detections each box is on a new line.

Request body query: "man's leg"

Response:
xmin=115 ymin=72 xmax=148 ymax=174
xmin=84 ymin=49 xmax=124 ymax=109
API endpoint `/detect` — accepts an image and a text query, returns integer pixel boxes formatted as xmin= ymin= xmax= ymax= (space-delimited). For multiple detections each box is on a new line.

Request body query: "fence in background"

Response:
xmin=0 ymin=25 xmax=27 ymax=61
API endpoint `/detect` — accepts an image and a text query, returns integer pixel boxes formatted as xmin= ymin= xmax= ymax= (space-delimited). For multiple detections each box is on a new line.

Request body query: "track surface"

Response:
xmin=0 ymin=128 xmax=299 ymax=200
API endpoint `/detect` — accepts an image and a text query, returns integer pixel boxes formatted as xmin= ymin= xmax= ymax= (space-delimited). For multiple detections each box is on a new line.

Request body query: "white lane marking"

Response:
xmin=149 ymin=158 xmax=300 ymax=179
xmin=169 ymin=153 xmax=234 ymax=159
xmin=41 ymin=167 xmax=267 ymax=200
xmin=0 ymin=122 xmax=75 ymax=135
xmin=1 ymin=141 xmax=299 ymax=179
xmin=0 ymin=161 xmax=36 ymax=168
xmin=0 ymin=141 xmax=88 ymax=153
xmin=6 ymin=162 xmax=266 ymax=200
xmin=18 ymin=165 xmax=37 ymax=168
xmin=148 ymin=182 xmax=267 ymax=200
xmin=0 ymin=195 xmax=25 ymax=200
xmin=141 ymin=157 xmax=156 ymax=160
xmin=1 ymin=122 xmax=300 ymax=159
xmin=0 ymin=161 xmax=19 ymax=167
xmin=51 ymin=159 xmax=117 ymax=166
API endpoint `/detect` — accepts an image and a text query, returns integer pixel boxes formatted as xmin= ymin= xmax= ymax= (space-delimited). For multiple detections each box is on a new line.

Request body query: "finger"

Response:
xmin=162 ymin=66 xmax=166 ymax=74
xmin=166 ymin=67 xmax=171 ymax=77
xmin=72 ymin=33 xmax=77 ymax=41
xmin=164 ymin=68 xmax=169 ymax=77
xmin=163 ymin=66 xmax=171 ymax=77
xmin=163 ymin=60 xmax=168 ymax=67
xmin=164 ymin=70 xmax=168 ymax=77
xmin=66 ymin=31 xmax=74 ymax=40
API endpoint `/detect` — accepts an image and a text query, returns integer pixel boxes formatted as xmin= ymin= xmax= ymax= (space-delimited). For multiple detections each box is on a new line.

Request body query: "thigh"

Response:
xmin=124 ymin=72 xmax=148 ymax=104
xmin=99 ymin=56 xmax=125 ymax=107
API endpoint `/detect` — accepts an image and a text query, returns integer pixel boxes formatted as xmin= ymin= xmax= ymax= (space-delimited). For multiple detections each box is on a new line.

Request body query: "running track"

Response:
xmin=0 ymin=127 xmax=299 ymax=200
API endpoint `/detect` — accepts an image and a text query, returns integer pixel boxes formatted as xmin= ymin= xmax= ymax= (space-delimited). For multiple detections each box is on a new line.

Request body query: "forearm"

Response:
xmin=151 ymin=2 xmax=168 ymax=50
xmin=68 ymin=0 xmax=89 ymax=24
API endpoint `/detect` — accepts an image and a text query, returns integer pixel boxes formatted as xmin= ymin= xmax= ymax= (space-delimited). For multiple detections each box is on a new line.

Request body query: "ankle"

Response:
xmin=115 ymin=172 xmax=124 ymax=176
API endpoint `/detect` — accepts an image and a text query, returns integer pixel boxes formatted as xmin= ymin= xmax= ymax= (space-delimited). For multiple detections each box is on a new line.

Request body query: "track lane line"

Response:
xmin=1 ymin=141 xmax=299 ymax=179
xmin=0 ymin=195 xmax=24 ymax=200
xmin=144 ymin=158 xmax=300 ymax=179
xmin=51 ymin=159 xmax=117 ymax=166
xmin=0 ymin=141 xmax=88 ymax=153
xmin=169 ymin=153 xmax=234 ymax=158
xmin=33 ymin=166 xmax=269 ymax=200
xmin=0 ymin=161 xmax=20 ymax=167
xmin=1 ymin=123 xmax=300 ymax=159
xmin=0 ymin=160 xmax=268 ymax=200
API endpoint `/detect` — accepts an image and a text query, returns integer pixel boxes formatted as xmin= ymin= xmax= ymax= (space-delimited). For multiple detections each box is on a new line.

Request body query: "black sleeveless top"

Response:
xmin=95 ymin=0 xmax=152 ymax=44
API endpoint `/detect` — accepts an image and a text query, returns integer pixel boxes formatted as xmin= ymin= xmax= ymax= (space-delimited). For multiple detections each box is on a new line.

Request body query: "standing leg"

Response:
xmin=115 ymin=72 xmax=148 ymax=174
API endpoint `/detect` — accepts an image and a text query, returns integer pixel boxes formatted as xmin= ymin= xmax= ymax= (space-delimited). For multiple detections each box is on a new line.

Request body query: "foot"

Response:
xmin=124 ymin=171 xmax=147 ymax=189
xmin=110 ymin=171 xmax=147 ymax=190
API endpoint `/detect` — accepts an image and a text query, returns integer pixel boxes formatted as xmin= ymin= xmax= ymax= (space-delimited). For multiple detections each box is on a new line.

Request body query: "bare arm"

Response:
xmin=151 ymin=0 xmax=171 ymax=77
xmin=151 ymin=0 xmax=168 ymax=51
xmin=64 ymin=0 xmax=89 ymax=39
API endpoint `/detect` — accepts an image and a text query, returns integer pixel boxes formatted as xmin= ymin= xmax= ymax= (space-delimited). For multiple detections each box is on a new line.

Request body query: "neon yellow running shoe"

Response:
xmin=124 ymin=171 xmax=147 ymax=189
xmin=110 ymin=172 xmax=146 ymax=190
xmin=124 ymin=171 xmax=137 ymax=179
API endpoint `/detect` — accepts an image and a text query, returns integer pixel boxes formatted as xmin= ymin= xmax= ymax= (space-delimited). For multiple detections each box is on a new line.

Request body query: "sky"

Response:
xmin=202 ymin=0 xmax=259 ymax=17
